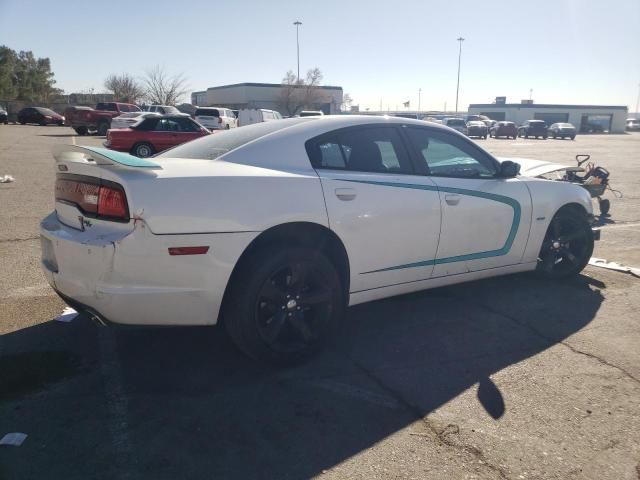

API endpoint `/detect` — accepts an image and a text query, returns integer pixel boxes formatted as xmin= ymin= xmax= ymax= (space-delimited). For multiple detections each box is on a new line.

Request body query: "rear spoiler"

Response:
xmin=52 ymin=145 xmax=162 ymax=170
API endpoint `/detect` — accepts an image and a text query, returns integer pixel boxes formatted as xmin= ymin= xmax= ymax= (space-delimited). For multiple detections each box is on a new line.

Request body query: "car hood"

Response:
xmin=497 ymin=157 xmax=573 ymax=177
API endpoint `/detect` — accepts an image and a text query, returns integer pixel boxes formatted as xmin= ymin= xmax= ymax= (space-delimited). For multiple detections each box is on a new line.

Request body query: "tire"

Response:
xmin=571 ymin=136 xmax=576 ymax=140
xmin=552 ymin=133 xmax=556 ymax=139
xmin=225 ymin=124 xmax=230 ymax=130
xmin=19 ymin=120 xmax=25 ymax=125
xmin=223 ymin=245 xmax=346 ymax=365
xmin=131 ymin=142 xmax=155 ymax=158
xmin=537 ymin=210 xmax=594 ymax=279
xmin=543 ymin=135 xmax=548 ymax=140
xmin=525 ymin=133 xmax=529 ymax=139
xmin=599 ymin=198 xmax=610 ymax=216
xmin=74 ymin=126 xmax=88 ymax=136
xmin=483 ymin=135 xmax=487 ymax=140
xmin=97 ymin=121 xmax=109 ymax=136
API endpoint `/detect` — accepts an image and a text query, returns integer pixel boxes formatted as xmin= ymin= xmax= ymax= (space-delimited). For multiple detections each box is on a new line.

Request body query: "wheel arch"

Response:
xmin=220 ymin=221 xmax=351 ymax=319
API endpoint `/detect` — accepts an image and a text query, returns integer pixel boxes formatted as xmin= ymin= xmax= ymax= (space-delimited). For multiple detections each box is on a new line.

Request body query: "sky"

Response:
xmin=1 ymin=0 xmax=639 ymax=111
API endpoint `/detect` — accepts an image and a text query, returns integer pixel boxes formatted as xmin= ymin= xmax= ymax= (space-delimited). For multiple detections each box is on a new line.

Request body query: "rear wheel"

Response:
xmin=224 ymin=245 xmax=345 ymax=365
xmin=132 ymin=142 xmax=155 ymax=158
xmin=537 ymin=210 xmax=594 ymax=279
xmin=599 ymin=198 xmax=610 ymax=216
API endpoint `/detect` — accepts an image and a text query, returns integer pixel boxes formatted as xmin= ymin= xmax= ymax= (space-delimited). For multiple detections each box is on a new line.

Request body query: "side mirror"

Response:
xmin=500 ymin=160 xmax=520 ymax=178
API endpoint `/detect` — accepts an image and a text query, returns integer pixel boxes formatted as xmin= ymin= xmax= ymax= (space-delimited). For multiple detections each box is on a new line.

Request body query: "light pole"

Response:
xmin=455 ymin=37 xmax=464 ymax=112
xmin=293 ymin=20 xmax=302 ymax=80
xmin=635 ymin=82 xmax=640 ymax=117
xmin=418 ymin=88 xmax=422 ymax=112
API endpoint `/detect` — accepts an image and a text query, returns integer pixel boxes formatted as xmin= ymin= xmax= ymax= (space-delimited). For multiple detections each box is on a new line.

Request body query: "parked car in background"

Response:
xmin=194 ymin=107 xmax=237 ymax=130
xmin=143 ymin=105 xmax=188 ymax=116
xmin=625 ymin=118 xmax=640 ymax=131
xmin=299 ymin=110 xmax=324 ymax=117
xmin=465 ymin=120 xmax=488 ymax=139
xmin=518 ymin=120 xmax=548 ymax=139
xmin=105 ymin=115 xmax=209 ymax=157
xmin=17 ymin=107 xmax=64 ymax=126
xmin=237 ymin=108 xmax=283 ymax=126
xmin=443 ymin=117 xmax=467 ymax=133
xmin=466 ymin=114 xmax=492 ymax=129
xmin=43 ymin=116 xmax=597 ymax=364
xmin=549 ymin=123 xmax=577 ymax=139
xmin=65 ymin=102 xmax=140 ymax=136
xmin=490 ymin=121 xmax=518 ymax=139
xmin=111 ymin=112 xmax=160 ymax=130
xmin=0 ymin=107 xmax=8 ymax=124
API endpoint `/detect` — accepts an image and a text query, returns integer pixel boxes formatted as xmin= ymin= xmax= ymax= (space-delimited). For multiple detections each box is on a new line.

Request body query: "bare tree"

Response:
xmin=142 ymin=65 xmax=189 ymax=106
xmin=340 ymin=93 xmax=353 ymax=111
xmin=104 ymin=73 xmax=144 ymax=103
xmin=279 ymin=68 xmax=329 ymax=116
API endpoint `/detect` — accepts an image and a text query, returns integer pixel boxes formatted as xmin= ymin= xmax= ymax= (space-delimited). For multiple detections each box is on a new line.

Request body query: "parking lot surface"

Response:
xmin=1 ymin=124 xmax=639 ymax=479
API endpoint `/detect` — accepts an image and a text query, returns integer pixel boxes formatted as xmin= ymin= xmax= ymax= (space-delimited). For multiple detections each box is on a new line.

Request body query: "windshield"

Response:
xmin=195 ymin=108 xmax=220 ymax=117
xmin=158 ymin=117 xmax=313 ymax=159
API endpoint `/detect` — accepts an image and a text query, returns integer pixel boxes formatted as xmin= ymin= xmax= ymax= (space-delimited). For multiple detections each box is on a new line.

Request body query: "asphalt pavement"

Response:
xmin=1 ymin=124 xmax=639 ymax=480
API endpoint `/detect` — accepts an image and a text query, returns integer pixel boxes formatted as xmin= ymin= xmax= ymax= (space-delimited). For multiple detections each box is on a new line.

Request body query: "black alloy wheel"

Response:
xmin=538 ymin=212 xmax=594 ymax=278
xmin=224 ymin=246 xmax=344 ymax=365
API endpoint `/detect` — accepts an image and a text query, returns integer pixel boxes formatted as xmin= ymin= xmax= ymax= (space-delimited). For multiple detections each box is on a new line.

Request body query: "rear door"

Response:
xmin=308 ymin=124 xmax=442 ymax=293
xmin=404 ymin=127 xmax=532 ymax=276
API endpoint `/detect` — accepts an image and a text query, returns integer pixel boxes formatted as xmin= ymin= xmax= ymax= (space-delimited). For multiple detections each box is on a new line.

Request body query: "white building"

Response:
xmin=468 ymin=101 xmax=628 ymax=133
xmin=191 ymin=82 xmax=343 ymax=115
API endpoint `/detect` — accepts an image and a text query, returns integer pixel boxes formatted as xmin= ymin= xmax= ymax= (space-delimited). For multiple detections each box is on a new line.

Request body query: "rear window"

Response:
xmin=446 ymin=119 xmax=465 ymax=126
xmin=96 ymin=103 xmax=117 ymax=111
xmin=158 ymin=118 xmax=313 ymax=159
xmin=195 ymin=108 xmax=220 ymax=117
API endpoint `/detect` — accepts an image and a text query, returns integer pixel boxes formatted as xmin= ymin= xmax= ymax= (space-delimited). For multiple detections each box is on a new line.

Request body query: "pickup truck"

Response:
xmin=64 ymin=102 xmax=141 ymax=136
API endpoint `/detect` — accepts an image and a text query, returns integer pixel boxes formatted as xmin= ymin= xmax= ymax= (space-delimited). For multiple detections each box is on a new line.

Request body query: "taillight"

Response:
xmin=98 ymin=186 xmax=128 ymax=218
xmin=55 ymin=176 xmax=129 ymax=222
xmin=218 ymin=117 xmax=222 ymax=124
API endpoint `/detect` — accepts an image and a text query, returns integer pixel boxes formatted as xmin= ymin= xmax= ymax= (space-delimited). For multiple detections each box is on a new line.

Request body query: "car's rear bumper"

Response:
xmin=40 ymin=212 xmax=258 ymax=326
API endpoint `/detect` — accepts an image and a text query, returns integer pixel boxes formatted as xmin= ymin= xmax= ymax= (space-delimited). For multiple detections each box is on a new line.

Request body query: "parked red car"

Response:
xmin=65 ymin=102 xmax=140 ymax=136
xmin=17 ymin=107 xmax=64 ymax=125
xmin=489 ymin=121 xmax=518 ymax=139
xmin=105 ymin=115 xmax=209 ymax=157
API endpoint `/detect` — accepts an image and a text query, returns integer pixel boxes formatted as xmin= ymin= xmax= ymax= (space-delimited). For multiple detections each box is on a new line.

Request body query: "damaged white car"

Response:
xmin=41 ymin=116 xmax=598 ymax=363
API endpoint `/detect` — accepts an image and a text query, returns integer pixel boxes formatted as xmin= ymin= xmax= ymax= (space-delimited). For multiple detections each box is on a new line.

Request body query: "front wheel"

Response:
xmin=223 ymin=246 xmax=345 ymax=365
xmin=537 ymin=211 xmax=594 ymax=278
xmin=74 ymin=126 xmax=88 ymax=136
xmin=97 ymin=121 xmax=109 ymax=136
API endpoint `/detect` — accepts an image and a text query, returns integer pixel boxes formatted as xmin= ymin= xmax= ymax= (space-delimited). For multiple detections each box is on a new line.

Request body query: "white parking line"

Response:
xmin=71 ymin=136 xmax=76 ymax=146
xmin=597 ymin=221 xmax=640 ymax=230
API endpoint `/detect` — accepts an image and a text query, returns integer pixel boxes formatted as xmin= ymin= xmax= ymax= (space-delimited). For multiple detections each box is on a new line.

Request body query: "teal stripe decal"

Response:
xmin=332 ymin=179 xmax=521 ymax=273
xmin=82 ymin=146 xmax=162 ymax=168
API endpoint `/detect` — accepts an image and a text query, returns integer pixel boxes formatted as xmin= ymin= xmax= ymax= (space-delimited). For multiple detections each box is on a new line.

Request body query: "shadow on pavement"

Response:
xmin=0 ymin=272 xmax=603 ymax=479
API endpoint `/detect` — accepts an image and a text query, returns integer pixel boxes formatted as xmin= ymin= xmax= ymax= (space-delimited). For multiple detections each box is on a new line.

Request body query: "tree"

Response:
xmin=142 ymin=65 xmax=189 ymax=105
xmin=104 ymin=73 xmax=145 ymax=103
xmin=340 ymin=93 xmax=353 ymax=112
xmin=279 ymin=67 xmax=329 ymax=116
xmin=0 ymin=46 xmax=60 ymax=101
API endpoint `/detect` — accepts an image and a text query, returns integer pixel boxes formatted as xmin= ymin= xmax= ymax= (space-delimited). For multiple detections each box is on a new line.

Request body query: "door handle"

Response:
xmin=445 ymin=194 xmax=461 ymax=206
xmin=335 ymin=188 xmax=357 ymax=201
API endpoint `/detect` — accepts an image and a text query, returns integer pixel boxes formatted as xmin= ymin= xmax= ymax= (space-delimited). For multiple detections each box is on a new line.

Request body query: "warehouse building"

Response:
xmin=468 ymin=99 xmax=628 ymax=133
xmin=191 ymin=82 xmax=344 ymax=115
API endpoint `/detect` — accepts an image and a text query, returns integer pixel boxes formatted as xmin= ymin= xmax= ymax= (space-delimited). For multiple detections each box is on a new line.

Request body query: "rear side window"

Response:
xmin=176 ymin=117 xmax=200 ymax=132
xmin=97 ymin=103 xmax=117 ymax=111
xmin=306 ymin=126 xmax=412 ymax=174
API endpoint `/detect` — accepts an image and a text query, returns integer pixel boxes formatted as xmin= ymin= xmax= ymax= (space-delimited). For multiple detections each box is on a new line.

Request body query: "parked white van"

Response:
xmin=237 ymin=109 xmax=283 ymax=127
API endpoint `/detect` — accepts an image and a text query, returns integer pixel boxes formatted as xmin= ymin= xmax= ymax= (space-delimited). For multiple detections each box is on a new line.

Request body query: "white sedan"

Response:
xmin=110 ymin=112 xmax=160 ymax=130
xmin=41 ymin=116 xmax=597 ymax=363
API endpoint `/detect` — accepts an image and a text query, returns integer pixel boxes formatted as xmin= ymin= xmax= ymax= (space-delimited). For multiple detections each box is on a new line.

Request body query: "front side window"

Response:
xmin=307 ymin=126 xmax=412 ymax=174
xmin=176 ymin=117 xmax=200 ymax=132
xmin=406 ymin=128 xmax=497 ymax=178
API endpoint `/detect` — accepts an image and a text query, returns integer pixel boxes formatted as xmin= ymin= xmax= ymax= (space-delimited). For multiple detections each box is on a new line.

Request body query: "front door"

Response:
xmin=307 ymin=125 xmax=442 ymax=293
xmin=403 ymin=127 xmax=532 ymax=277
